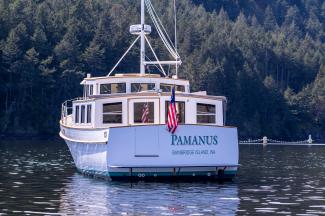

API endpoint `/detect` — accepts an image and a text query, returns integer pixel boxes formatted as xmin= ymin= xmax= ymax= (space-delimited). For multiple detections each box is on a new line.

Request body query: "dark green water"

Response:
xmin=1 ymin=139 xmax=325 ymax=215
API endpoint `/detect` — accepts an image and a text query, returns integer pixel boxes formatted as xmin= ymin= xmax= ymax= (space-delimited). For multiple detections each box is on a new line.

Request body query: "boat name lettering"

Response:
xmin=171 ymin=135 xmax=218 ymax=146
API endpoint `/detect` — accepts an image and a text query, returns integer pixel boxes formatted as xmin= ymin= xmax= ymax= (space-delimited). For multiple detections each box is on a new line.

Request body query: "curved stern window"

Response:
xmin=165 ymin=101 xmax=185 ymax=124
xmin=133 ymin=102 xmax=154 ymax=123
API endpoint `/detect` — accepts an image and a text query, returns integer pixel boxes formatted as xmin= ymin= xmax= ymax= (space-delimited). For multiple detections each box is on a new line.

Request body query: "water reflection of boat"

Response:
xmin=59 ymin=174 xmax=240 ymax=215
xmin=59 ymin=0 xmax=239 ymax=180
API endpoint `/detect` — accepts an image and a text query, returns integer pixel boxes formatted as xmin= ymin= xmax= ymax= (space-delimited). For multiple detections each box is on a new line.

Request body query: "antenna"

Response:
xmin=107 ymin=0 xmax=181 ymax=77
xmin=140 ymin=0 xmax=145 ymax=75
xmin=174 ymin=0 xmax=178 ymax=78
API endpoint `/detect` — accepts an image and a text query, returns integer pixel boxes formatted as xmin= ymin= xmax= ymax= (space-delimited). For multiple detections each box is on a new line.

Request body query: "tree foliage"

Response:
xmin=0 ymin=0 xmax=324 ymax=140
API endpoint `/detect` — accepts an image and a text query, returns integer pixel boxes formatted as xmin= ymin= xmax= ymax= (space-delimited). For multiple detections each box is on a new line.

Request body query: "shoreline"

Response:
xmin=0 ymin=134 xmax=61 ymax=141
xmin=0 ymin=134 xmax=323 ymax=145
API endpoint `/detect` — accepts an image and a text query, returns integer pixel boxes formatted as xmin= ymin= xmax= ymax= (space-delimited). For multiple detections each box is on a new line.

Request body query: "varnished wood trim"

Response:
xmin=84 ymin=74 xmax=190 ymax=82
xmin=60 ymin=121 xmax=237 ymax=130
xmin=109 ymin=124 xmax=237 ymax=129
xmin=87 ymin=92 xmax=227 ymax=102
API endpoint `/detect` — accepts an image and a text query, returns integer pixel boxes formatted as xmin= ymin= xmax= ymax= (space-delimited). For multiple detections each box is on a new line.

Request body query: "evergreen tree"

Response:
xmin=310 ymin=65 xmax=325 ymax=134
xmin=264 ymin=6 xmax=278 ymax=31
xmin=32 ymin=26 xmax=50 ymax=57
xmin=82 ymin=42 xmax=106 ymax=75
xmin=0 ymin=0 xmax=323 ymax=139
xmin=2 ymin=23 xmax=28 ymax=62
xmin=306 ymin=13 xmax=323 ymax=39
xmin=283 ymin=6 xmax=303 ymax=29
xmin=54 ymin=25 xmax=82 ymax=73
xmin=321 ymin=2 xmax=325 ymax=23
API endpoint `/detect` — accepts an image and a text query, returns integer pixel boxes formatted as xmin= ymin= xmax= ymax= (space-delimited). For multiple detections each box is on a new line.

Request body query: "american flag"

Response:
xmin=167 ymin=87 xmax=178 ymax=133
xmin=142 ymin=103 xmax=149 ymax=123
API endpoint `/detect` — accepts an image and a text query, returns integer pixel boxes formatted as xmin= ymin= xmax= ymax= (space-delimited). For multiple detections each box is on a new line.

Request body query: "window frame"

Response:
xmin=160 ymin=84 xmax=186 ymax=92
xmin=128 ymin=99 xmax=159 ymax=125
xmin=133 ymin=102 xmax=155 ymax=124
xmin=75 ymin=105 xmax=80 ymax=123
xmin=196 ymin=103 xmax=216 ymax=124
xmin=165 ymin=101 xmax=186 ymax=124
xmin=80 ymin=105 xmax=86 ymax=124
xmin=102 ymin=102 xmax=123 ymax=124
xmin=160 ymin=84 xmax=172 ymax=92
xmin=131 ymin=83 xmax=156 ymax=93
xmin=89 ymin=85 xmax=93 ymax=96
xmin=100 ymin=83 xmax=126 ymax=95
xmin=86 ymin=104 xmax=92 ymax=123
xmin=176 ymin=85 xmax=185 ymax=92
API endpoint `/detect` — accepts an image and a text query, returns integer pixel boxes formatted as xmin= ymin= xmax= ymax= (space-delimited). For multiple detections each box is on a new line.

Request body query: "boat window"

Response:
xmin=160 ymin=84 xmax=172 ymax=92
xmin=160 ymin=84 xmax=185 ymax=92
xmin=87 ymin=105 xmax=92 ymax=123
xmin=100 ymin=84 xmax=109 ymax=94
xmin=131 ymin=83 xmax=155 ymax=92
xmin=89 ymin=85 xmax=93 ymax=96
xmin=176 ymin=85 xmax=185 ymax=92
xmin=103 ymin=102 xmax=122 ymax=124
xmin=133 ymin=102 xmax=154 ymax=123
xmin=84 ymin=85 xmax=93 ymax=97
xmin=197 ymin=103 xmax=216 ymax=124
xmin=80 ymin=105 xmax=86 ymax=123
xmin=100 ymin=83 xmax=126 ymax=94
xmin=75 ymin=106 xmax=80 ymax=123
xmin=165 ymin=101 xmax=185 ymax=124
xmin=84 ymin=85 xmax=88 ymax=98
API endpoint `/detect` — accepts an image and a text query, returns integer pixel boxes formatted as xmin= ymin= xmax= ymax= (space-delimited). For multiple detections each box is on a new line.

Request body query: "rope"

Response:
xmin=174 ymin=0 xmax=178 ymax=77
xmin=146 ymin=4 xmax=176 ymax=58
xmin=107 ymin=36 xmax=141 ymax=77
xmin=146 ymin=0 xmax=177 ymax=54
xmin=145 ymin=0 xmax=180 ymax=60
xmin=144 ymin=35 xmax=167 ymax=76
xmin=145 ymin=55 xmax=164 ymax=75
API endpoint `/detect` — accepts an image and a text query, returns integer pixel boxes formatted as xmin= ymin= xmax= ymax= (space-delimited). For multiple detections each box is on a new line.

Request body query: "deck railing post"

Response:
xmin=263 ymin=136 xmax=268 ymax=145
xmin=308 ymin=135 xmax=313 ymax=144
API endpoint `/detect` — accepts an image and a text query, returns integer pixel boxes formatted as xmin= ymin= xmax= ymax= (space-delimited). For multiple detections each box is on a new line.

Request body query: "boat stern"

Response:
xmin=107 ymin=124 xmax=239 ymax=180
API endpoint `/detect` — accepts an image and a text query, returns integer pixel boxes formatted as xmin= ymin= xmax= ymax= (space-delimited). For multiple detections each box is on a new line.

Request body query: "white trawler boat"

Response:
xmin=59 ymin=0 xmax=239 ymax=181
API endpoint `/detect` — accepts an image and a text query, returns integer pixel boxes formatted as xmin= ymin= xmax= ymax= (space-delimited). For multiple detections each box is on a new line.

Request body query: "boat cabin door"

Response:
xmin=128 ymin=98 xmax=160 ymax=157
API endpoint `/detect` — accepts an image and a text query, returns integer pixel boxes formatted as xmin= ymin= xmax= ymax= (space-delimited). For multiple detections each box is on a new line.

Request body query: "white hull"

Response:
xmin=61 ymin=124 xmax=239 ymax=180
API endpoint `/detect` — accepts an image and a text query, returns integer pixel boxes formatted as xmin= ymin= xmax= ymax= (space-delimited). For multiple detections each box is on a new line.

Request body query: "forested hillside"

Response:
xmin=0 ymin=0 xmax=324 ymax=139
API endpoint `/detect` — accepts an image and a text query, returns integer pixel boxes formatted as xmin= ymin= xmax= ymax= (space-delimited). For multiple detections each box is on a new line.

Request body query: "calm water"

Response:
xmin=1 ymin=139 xmax=325 ymax=215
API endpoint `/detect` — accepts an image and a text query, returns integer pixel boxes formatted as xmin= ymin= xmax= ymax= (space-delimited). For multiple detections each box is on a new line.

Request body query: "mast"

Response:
xmin=107 ymin=0 xmax=181 ymax=77
xmin=140 ymin=0 xmax=145 ymax=75
xmin=174 ymin=0 xmax=178 ymax=78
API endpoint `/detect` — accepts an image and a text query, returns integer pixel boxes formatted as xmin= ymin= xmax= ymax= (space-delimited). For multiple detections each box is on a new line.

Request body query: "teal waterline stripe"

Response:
xmin=108 ymin=171 xmax=237 ymax=177
xmin=78 ymin=169 xmax=237 ymax=177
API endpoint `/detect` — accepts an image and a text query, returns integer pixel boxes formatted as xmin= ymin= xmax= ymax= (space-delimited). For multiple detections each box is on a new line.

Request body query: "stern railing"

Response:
xmin=61 ymin=99 xmax=80 ymax=126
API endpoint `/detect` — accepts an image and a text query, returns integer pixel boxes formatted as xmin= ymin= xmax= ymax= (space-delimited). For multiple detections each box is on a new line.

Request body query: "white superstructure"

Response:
xmin=59 ymin=0 xmax=239 ymax=181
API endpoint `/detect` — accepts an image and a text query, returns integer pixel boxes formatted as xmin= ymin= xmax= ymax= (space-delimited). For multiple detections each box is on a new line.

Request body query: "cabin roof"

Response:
xmin=74 ymin=91 xmax=227 ymax=102
xmin=83 ymin=73 xmax=189 ymax=82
